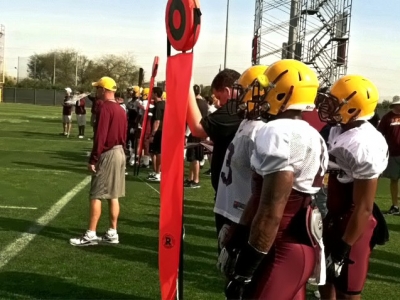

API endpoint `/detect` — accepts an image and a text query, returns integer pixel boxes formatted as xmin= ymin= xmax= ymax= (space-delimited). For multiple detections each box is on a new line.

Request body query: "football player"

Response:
xmin=224 ymin=59 xmax=328 ymax=300
xmin=316 ymin=75 xmax=388 ymax=299
xmin=214 ymin=65 xmax=268 ymax=257
xmin=140 ymin=88 xmax=153 ymax=168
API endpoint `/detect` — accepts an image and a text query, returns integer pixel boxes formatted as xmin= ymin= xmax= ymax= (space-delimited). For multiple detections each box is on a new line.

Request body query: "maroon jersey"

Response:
xmin=75 ymin=99 xmax=86 ymax=115
xmin=89 ymin=101 xmax=127 ymax=165
xmin=62 ymin=96 xmax=72 ymax=115
xmin=378 ymin=110 xmax=400 ymax=156
xmin=302 ymin=109 xmax=325 ymax=132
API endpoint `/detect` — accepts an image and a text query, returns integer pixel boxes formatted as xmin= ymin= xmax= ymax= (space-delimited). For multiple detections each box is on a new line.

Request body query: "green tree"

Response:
xmin=93 ymin=53 xmax=140 ymax=91
xmin=381 ymin=100 xmax=391 ymax=109
xmin=26 ymin=49 xmax=141 ymax=91
xmin=3 ymin=74 xmax=16 ymax=87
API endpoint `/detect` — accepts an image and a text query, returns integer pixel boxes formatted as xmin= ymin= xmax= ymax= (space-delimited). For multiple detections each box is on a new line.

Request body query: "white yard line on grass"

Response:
xmin=0 ymin=206 xmax=37 ymax=210
xmin=0 ymin=176 xmax=91 ymax=270
xmin=0 ymin=167 xmax=77 ymax=174
xmin=138 ymin=177 xmax=160 ymax=195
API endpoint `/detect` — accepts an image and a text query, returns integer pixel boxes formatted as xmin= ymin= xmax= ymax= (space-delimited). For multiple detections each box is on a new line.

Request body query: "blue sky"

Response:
xmin=1 ymin=0 xmax=399 ymax=98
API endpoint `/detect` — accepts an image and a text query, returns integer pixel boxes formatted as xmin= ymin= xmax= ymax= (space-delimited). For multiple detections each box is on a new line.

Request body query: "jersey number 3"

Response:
xmin=221 ymin=143 xmax=235 ymax=186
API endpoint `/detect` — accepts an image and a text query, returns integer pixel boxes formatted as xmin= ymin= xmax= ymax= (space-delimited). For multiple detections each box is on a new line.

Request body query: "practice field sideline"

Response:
xmin=0 ymin=103 xmax=399 ymax=299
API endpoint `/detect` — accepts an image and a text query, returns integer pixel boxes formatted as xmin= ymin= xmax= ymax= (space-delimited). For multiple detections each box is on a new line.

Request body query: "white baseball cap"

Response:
xmin=390 ymin=95 xmax=400 ymax=108
xmin=65 ymin=87 xmax=72 ymax=94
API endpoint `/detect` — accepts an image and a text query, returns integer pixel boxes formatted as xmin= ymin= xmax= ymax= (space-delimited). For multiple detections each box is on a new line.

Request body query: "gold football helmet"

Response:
xmin=142 ymin=88 xmax=150 ymax=100
xmin=317 ymin=75 xmax=379 ymax=124
xmin=230 ymin=65 xmax=268 ymax=118
xmin=259 ymin=59 xmax=319 ymax=116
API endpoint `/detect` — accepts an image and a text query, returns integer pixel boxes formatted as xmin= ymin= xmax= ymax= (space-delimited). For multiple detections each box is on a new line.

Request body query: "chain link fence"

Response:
xmin=1 ymin=87 xmax=92 ymax=108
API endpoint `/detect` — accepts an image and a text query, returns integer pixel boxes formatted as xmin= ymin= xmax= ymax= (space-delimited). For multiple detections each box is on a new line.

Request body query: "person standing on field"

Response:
xmin=75 ymin=90 xmax=87 ymax=139
xmin=378 ymin=95 xmax=400 ymax=215
xmin=62 ymin=87 xmax=73 ymax=137
xmin=70 ymin=76 xmax=127 ymax=246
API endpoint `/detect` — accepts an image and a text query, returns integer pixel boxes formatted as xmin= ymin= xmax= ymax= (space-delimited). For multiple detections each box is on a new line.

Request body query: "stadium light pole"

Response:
xmin=223 ymin=0 xmax=230 ymax=70
xmin=14 ymin=66 xmax=18 ymax=84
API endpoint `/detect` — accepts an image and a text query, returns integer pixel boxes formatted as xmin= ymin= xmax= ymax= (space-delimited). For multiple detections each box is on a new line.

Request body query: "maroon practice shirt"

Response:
xmin=75 ymin=99 xmax=86 ymax=115
xmin=89 ymin=100 xmax=127 ymax=164
xmin=378 ymin=110 xmax=400 ymax=157
xmin=62 ymin=96 xmax=72 ymax=115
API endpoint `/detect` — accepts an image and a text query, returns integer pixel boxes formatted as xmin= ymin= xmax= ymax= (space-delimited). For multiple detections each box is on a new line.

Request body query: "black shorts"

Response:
xmin=186 ymin=135 xmax=204 ymax=162
xmin=149 ymin=131 xmax=162 ymax=154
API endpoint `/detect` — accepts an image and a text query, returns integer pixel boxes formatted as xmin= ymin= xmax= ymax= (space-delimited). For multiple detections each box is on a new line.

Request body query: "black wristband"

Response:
xmin=225 ymin=224 xmax=250 ymax=253
xmin=234 ymin=242 xmax=266 ymax=279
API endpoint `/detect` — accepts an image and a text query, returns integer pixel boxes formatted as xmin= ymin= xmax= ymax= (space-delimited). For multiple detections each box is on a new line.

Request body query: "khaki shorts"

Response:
xmin=63 ymin=115 xmax=72 ymax=123
xmin=90 ymin=145 xmax=126 ymax=200
xmin=382 ymin=156 xmax=400 ymax=180
xmin=76 ymin=114 xmax=86 ymax=126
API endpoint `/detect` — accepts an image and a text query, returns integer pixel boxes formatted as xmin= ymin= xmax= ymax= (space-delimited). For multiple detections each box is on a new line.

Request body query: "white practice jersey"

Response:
xmin=251 ymin=119 xmax=328 ymax=194
xmin=140 ymin=100 xmax=154 ymax=116
xmin=328 ymin=122 xmax=388 ymax=183
xmin=214 ymin=119 xmax=267 ymax=223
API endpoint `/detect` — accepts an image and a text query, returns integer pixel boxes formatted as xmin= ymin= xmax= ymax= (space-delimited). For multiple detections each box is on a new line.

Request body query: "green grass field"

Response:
xmin=0 ymin=103 xmax=399 ymax=300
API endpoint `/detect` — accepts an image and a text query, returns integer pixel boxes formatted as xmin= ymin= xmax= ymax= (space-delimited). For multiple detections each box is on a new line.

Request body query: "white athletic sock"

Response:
xmin=87 ymin=230 xmax=96 ymax=237
xmin=142 ymin=155 xmax=150 ymax=165
xmin=107 ymin=228 xmax=117 ymax=236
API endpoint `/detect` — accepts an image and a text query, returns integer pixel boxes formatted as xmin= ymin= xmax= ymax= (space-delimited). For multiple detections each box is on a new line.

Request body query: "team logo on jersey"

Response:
xmin=162 ymin=234 xmax=175 ymax=249
xmin=390 ymin=117 xmax=400 ymax=126
xmin=233 ymin=201 xmax=246 ymax=211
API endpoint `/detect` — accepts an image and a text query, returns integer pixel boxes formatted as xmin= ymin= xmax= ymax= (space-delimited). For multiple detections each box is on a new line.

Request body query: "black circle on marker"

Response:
xmin=168 ymin=0 xmax=186 ymax=42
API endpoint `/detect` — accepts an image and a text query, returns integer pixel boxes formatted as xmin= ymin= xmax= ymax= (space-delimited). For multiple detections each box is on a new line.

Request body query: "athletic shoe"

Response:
xmin=69 ymin=230 xmax=99 ymax=247
xmin=100 ymin=229 xmax=119 ymax=244
xmin=386 ymin=205 xmax=400 ymax=215
xmin=185 ymin=181 xmax=200 ymax=189
xmin=148 ymin=173 xmax=161 ymax=182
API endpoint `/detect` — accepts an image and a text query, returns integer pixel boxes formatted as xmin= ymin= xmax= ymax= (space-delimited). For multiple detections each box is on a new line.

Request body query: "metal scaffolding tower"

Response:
xmin=0 ymin=25 xmax=4 ymax=84
xmin=253 ymin=0 xmax=353 ymax=88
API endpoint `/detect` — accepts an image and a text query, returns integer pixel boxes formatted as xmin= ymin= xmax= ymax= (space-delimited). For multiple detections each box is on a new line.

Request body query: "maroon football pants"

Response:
xmin=245 ymin=241 xmax=315 ymax=300
xmin=323 ymin=214 xmax=376 ymax=294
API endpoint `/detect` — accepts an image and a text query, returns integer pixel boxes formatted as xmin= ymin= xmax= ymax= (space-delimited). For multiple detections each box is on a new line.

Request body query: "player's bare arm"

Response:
xmin=151 ymin=120 xmax=160 ymax=136
xmin=239 ymin=194 xmax=260 ymax=227
xmin=342 ymin=178 xmax=378 ymax=246
xmin=186 ymin=87 xmax=208 ymax=138
xmin=249 ymin=170 xmax=293 ymax=252
xmin=238 ymin=173 xmax=263 ymax=227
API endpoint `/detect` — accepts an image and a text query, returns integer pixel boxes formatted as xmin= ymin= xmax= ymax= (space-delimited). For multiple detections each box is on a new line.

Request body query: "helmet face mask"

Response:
xmin=229 ymin=77 xmax=269 ymax=119
xmin=316 ymin=92 xmax=344 ymax=123
xmin=226 ymin=65 xmax=269 ymax=119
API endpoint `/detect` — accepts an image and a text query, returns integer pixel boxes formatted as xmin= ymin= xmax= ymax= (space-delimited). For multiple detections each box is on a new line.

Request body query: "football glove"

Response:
xmin=216 ymin=224 xmax=250 ymax=277
xmin=217 ymin=246 xmax=237 ymax=277
xmin=225 ymin=275 xmax=251 ymax=300
xmin=224 ymin=243 xmax=266 ymax=299
xmin=326 ymin=239 xmax=353 ymax=280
